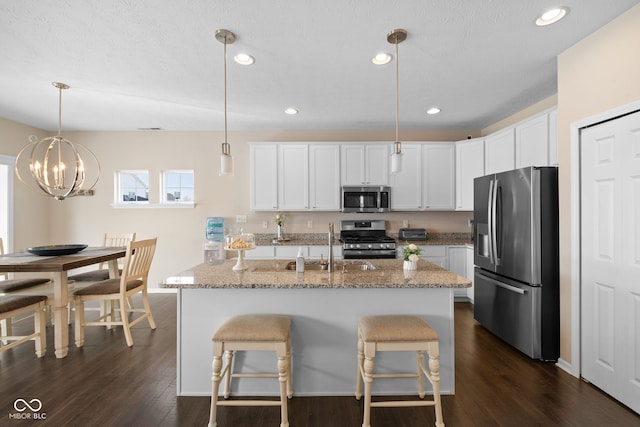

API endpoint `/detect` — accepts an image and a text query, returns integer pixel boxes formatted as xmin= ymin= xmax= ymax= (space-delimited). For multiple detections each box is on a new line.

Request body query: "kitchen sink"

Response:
xmin=284 ymin=261 xmax=375 ymax=272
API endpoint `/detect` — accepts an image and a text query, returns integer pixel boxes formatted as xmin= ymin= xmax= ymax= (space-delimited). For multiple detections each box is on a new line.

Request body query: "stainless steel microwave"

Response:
xmin=342 ymin=186 xmax=391 ymax=213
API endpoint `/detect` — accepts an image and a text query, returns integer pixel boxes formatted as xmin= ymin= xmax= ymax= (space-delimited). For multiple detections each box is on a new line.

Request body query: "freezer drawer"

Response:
xmin=473 ymin=269 xmax=545 ymax=360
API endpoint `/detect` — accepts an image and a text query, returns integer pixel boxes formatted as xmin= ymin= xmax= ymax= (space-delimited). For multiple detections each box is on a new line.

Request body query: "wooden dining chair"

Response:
xmin=0 ymin=237 xmax=52 ymax=341
xmin=0 ymin=295 xmax=48 ymax=357
xmin=73 ymin=238 xmax=157 ymax=347
xmin=68 ymin=232 xmax=136 ymax=283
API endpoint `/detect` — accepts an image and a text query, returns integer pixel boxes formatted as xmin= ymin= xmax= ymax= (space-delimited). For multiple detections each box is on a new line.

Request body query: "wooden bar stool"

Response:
xmin=355 ymin=315 xmax=444 ymax=427
xmin=209 ymin=314 xmax=293 ymax=427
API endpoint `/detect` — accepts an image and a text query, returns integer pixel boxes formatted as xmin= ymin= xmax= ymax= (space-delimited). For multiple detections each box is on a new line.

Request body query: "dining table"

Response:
xmin=0 ymin=246 xmax=127 ymax=358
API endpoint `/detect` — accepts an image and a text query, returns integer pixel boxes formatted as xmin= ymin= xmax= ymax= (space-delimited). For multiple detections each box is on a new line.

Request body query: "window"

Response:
xmin=162 ymin=170 xmax=194 ymax=203
xmin=115 ymin=170 xmax=149 ymax=203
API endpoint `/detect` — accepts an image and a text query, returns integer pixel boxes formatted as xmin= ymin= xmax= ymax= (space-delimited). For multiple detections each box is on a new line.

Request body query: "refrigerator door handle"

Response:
xmin=493 ymin=179 xmax=501 ymax=266
xmin=487 ymin=179 xmax=495 ymax=265
xmin=483 ymin=274 xmax=527 ymax=295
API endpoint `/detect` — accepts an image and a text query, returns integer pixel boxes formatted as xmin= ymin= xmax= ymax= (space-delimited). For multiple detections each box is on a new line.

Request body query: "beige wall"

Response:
xmin=554 ymin=4 xmax=640 ymax=364
xmin=0 ymin=118 xmax=50 ymax=252
xmin=2 ymin=124 xmax=475 ymax=289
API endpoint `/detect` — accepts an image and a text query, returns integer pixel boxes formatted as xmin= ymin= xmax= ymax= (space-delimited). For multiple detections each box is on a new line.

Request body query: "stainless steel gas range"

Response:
xmin=339 ymin=220 xmax=397 ymax=259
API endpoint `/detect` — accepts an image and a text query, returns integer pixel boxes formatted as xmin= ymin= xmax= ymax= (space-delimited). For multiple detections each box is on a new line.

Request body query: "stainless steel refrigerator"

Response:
xmin=473 ymin=166 xmax=559 ymax=361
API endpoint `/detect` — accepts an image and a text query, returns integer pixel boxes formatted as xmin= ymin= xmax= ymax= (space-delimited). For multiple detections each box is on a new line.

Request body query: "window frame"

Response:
xmin=114 ymin=169 xmax=150 ymax=205
xmin=160 ymin=169 xmax=195 ymax=205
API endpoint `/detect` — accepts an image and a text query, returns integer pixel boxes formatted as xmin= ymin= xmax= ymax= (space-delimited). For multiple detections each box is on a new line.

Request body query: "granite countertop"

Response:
xmin=255 ymin=232 xmax=473 ymax=247
xmin=160 ymin=258 xmax=471 ymax=289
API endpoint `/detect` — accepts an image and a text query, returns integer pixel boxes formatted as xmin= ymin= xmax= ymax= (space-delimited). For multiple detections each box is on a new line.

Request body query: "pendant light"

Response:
xmin=388 ymin=29 xmax=407 ymax=174
xmin=14 ymin=82 xmax=100 ymax=201
xmin=215 ymin=29 xmax=235 ymax=176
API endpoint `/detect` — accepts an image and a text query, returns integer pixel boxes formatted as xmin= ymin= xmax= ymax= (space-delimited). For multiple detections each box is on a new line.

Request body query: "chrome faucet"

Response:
xmin=328 ymin=223 xmax=335 ymax=272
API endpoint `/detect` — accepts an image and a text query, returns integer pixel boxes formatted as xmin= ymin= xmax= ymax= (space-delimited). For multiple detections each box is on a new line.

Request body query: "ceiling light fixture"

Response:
xmin=215 ymin=29 xmax=236 ymax=176
xmin=536 ymin=7 xmax=568 ymax=26
xmin=234 ymin=53 xmax=254 ymax=65
xmin=388 ymin=29 xmax=407 ymax=174
xmin=372 ymin=53 xmax=392 ymax=65
xmin=284 ymin=108 xmax=298 ymax=115
xmin=14 ymin=82 xmax=100 ymax=201
xmin=427 ymin=107 xmax=441 ymax=115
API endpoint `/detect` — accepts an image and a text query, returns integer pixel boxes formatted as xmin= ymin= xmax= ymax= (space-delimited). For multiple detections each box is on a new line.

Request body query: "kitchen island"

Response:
xmin=161 ymin=258 xmax=470 ymax=397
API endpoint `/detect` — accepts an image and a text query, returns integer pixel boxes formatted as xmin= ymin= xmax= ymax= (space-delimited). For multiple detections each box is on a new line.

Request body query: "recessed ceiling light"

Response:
xmin=536 ymin=7 xmax=568 ymax=26
xmin=426 ymin=107 xmax=441 ymax=115
xmin=284 ymin=108 xmax=298 ymax=115
xmin=372 ymin=53 xmax=392 ymax=65
xmin=234 ymin=53 xmax=254 ymax=65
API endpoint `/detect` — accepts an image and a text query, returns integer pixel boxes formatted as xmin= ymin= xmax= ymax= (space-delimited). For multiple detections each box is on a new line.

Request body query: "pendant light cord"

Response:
xmin=223 ymin=37 xmax=228 ymax=147
xmin=395 ymin=35 xmax=399 ymax=144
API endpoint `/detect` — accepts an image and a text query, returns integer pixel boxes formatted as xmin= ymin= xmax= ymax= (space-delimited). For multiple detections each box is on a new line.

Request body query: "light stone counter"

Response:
xmin=161 ymin=258 xmax=471 ymax=289
xmin=164 ymin=259 xmax=469 ymax=397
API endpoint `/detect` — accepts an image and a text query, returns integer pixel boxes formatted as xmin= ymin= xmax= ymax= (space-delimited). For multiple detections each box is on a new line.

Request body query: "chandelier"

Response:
xmin=14 ymin=82 xmax=100 ymax=201
xmin=388 ymin=29 xmax=407 ymax=174
xmin=216 ymin=29 xmax=235 ymax=176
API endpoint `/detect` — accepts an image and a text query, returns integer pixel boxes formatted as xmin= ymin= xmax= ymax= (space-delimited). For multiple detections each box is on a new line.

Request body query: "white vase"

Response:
xmin=403 ymin=260 xmax=417 ymax=271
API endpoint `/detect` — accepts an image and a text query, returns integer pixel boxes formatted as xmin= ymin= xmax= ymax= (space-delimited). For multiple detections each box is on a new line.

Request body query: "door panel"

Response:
xmin=581 ymin=109 xmax=640 ymax=414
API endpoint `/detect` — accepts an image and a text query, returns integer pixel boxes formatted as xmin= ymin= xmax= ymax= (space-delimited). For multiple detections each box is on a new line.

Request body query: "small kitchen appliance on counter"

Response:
xmin=398 ymin=228 xmax=427 ymax=241
xmin=339 ymin=220 xmax=396 ymax=259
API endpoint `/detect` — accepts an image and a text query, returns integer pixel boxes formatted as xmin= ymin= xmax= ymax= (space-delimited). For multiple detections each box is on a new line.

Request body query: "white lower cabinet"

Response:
xmin=398 ymin=244 xmax=474 ymax=301
xmin=447 ymin=246 xmax=471 ymax=301
xmin=244 ymin=246 xmax=275 ymax=259
xmin=245 ymin=245 xmax=343 ymax=260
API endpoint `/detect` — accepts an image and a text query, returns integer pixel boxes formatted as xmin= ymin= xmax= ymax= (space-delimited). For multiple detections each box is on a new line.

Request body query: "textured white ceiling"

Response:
xmin=0 ymin=0 xmax=638 ymax=132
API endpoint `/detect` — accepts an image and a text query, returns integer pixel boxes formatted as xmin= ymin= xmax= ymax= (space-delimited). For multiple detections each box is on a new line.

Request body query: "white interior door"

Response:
xmin=580 ymin=110 xmax=640 ymax=414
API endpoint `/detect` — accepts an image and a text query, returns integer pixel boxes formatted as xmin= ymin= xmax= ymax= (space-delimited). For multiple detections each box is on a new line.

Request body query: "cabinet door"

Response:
xmin=466 ymin=246 xmax=474 ymax=302
xmin=390 ymin=143 xmax=421 ymax=210
xmin=417 ymin=245 xmax=447 ymax=268
xmin=274 ymin=246 xmax=304 ymax=259
xmin=448 ymin=246 xmax=468 ymax=299
xmin=250 ymin=144 xmax=278 ymax=210
xmin=309 ymin=144 xmax=341 ymax=210
xmin=455 ymin=138 xmax=485 ymax=211
xmin=515 ymin=113 xmax=549 ymax=168
xmin=422 ymin=143 xmax=455 ymax=210
xmin=244 ymin=246 xmax=275 ymax=259
xmin=278 ymin=144 xmax=309 ymax=210
xmin=340 ymin=144 xmax=365 ymax=185
xmin=548 ymin=109 xmax=558 ymax=166
xmin=484 ymin=128 xmax=515 ymax=174
xmin=365 ymin=144 xmax=389 ymax=185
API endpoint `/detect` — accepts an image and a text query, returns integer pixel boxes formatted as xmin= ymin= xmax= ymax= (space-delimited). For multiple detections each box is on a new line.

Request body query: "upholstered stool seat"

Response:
xmin=356 ymin=315 xmax=444 ymax=427
xmin=209 ymin=314 xmax=293 ymax=427
xmin=0 ymin=295 xmax=47 ymax=357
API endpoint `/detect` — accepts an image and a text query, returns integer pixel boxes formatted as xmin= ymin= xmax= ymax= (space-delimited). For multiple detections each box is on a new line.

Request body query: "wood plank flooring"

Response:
xmin=1 ymin=295 xmax=638 ymax=426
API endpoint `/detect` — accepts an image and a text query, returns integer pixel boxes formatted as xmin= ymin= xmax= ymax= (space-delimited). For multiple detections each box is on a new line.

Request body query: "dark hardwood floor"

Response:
xmin=1 ymin=294 xmax=638 ymax=426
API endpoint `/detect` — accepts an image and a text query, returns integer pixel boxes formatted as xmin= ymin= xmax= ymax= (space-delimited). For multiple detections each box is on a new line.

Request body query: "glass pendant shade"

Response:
xmin=391 ymin=141 xmax=403 ymax=174
xmin=14 ymin=82 xmax=100 ymax=201
xmin=220 ymin=142 xmax=233 ymax=176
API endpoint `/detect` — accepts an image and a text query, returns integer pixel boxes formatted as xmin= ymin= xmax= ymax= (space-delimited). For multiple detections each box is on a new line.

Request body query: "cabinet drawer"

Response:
xmin=419 ymin=246 xmax=447 ymax=257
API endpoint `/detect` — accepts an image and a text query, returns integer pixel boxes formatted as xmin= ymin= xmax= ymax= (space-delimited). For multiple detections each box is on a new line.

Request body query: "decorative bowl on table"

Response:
xmin=27 ymin=244 xmax=88 ymax=256
xmin=224 ymin=233 xmax=255 ymax=271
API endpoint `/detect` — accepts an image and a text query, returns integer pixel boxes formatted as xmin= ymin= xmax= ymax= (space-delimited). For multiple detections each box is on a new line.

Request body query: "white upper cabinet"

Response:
xmin=515 ymin=113 xmax=549 ymax=168
xmin=250 ymin=143 xmax=340 ymax=211
xmin=309 ymin=144 xmax=341 ymax=210
xmin=278 ymin=144 xmax=309 ymax=210
xmin=250 ymin=144 xmax=278 ymax=210
xmin=390 ymin=143 xmax=421 ymax=210
xmin=422 ymin=143 xmax=455 ymax=210
xmin=390 ymin=143 xmax=454 ymax=211
xmin=455 ymin=138 xmax=485 ymax=211
xmin=484 ymin=128 xmax=515 ymax=174
xmin=341 ymin=144 xmax=389 ymax=185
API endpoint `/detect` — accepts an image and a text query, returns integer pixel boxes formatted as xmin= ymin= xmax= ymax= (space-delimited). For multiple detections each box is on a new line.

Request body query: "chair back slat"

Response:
xmin=98 ymin=232 xmax=136 ymax=270
xmin=119 ymin=238 xmax=157 ymax=293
